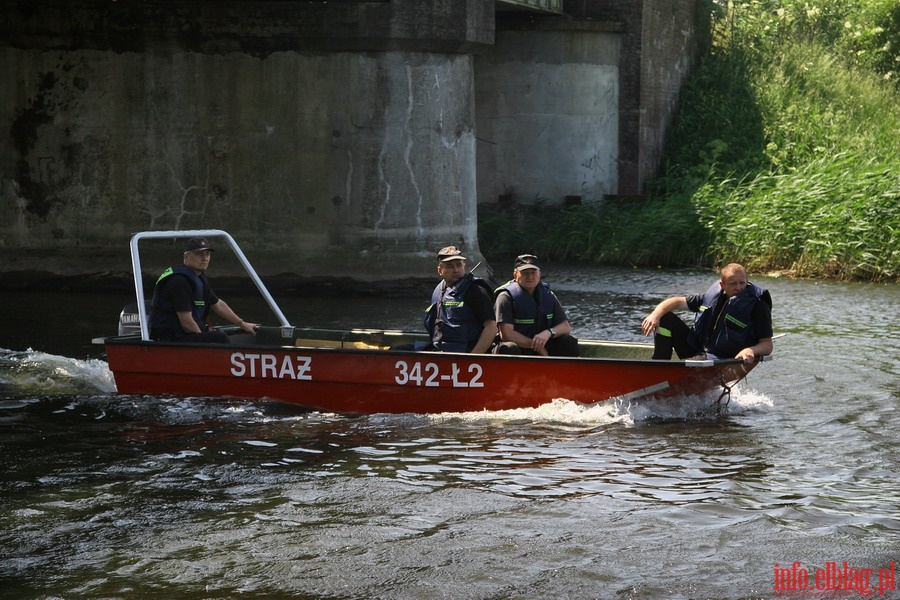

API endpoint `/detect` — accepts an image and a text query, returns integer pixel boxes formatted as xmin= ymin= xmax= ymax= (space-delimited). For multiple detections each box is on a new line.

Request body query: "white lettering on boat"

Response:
xmin=393 ymin=360 xmax=484 ymax=388
xmin=230 ymin=353 xmax=312 ymax=380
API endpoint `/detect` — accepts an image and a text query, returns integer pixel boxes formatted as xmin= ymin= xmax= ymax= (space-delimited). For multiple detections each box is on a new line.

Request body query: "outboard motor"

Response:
xmin=118 ymin=302 xmax=148 ymax=336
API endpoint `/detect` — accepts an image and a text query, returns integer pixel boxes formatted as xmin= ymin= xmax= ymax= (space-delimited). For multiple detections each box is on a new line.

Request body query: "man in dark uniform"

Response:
xmin=423 ymin=246 xmax=497 ymax=353
xmin=641 ymin=263 xmax=773 ymax=363
xmin=149 ymin=237 xmax=259 ymax=343
xmin=493 ymin=254 xmax=579 ymax=357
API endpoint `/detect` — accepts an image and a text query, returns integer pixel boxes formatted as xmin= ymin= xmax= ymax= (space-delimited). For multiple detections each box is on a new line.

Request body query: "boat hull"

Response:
xmin=103 ymin=337 xmax=757 ymax=414
xmin=101 ymin=231 xmax=765 ymax=415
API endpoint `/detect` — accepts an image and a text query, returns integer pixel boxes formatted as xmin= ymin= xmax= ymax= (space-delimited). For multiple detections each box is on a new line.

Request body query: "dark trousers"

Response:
xmin=494 ymin=334 xmax=579 ymax=357
xmin=652 ymin=312 xmax=698 ymax=359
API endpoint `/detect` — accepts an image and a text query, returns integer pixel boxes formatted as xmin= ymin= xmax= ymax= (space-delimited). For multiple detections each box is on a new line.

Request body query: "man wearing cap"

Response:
xmin=493 ymin=254 xmax=579 ymax=357
xmin=149 ymin=237 xmax=259 ymax=343
xmin=421 ymin=246 xmax=497 ymax=353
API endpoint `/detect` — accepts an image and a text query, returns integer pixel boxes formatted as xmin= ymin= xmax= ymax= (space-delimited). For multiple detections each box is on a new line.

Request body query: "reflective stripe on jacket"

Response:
xmin=495 ymin=280 xmax=556 ymax=339
xmin=691 ymin=281 xmax=770 ymax=358
xmin=150 ymin=265 xmax=211 ymax=338
xmin=424 ymin=273 xmax=491 ymax=352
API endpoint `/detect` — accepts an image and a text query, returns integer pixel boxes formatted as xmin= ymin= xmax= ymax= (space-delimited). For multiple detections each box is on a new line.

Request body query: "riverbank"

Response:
xmin=479 ymin=0 xmax=899 ymax=283
xmin=477 ymin=197 xmax=899 ymax=283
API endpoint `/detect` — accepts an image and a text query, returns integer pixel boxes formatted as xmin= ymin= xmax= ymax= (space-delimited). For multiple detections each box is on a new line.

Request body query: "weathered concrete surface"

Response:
xmin=480 ymin=1 xmax=700 ymax=203
xmin=0 ymin=0 xmax=701 ymax=290
xmin=475 ymin=21 xmax=620 ymax=205
xmin=564 ymin=0 xmax=701 ymax=196
xmin=0 ymin=0 xmax=493 ymax=289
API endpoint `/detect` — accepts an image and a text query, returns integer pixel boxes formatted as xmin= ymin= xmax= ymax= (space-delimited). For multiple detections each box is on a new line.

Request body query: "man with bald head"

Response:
xmin=641 ymin=263 xmax=773 ymax=364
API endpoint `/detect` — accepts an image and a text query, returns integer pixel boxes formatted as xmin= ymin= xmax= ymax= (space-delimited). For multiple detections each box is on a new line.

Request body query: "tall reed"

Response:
xmin=480 ymin=0 xmax=900 ymax=281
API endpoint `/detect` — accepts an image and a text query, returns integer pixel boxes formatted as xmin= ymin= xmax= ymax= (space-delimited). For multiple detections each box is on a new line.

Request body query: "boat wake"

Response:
xmin=0 ymin=348 xmax=116 ymax=398
xmin=425 ymin=385 xmax=774 ymax=427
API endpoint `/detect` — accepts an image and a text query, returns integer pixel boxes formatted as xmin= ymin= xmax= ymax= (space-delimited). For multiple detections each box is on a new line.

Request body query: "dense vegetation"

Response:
xmin=479 ymin=0 xmax=899 ymax=281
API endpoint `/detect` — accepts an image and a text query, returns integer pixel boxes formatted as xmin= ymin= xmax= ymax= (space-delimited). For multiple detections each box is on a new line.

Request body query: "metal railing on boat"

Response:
xmin=128 ymin=230 xmax=292 ymax=341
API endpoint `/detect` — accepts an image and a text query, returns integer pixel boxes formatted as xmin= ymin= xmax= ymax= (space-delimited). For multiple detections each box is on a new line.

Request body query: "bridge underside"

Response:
xmin=0 ymin=0 xmax=698 ymax=288
xmin=496 ymin=0 xmax=563 ymax=13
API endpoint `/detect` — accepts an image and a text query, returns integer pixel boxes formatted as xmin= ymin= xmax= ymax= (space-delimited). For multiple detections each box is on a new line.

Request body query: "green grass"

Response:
xmin=479 ymin=0 xmax=900 ymax=281
xmin=479 ymin=199 xmax=710 ymax=269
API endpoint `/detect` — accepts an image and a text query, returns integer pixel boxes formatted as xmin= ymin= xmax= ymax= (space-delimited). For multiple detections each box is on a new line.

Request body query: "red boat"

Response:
xmin=96 ymin=230 xmax=768 ymax=414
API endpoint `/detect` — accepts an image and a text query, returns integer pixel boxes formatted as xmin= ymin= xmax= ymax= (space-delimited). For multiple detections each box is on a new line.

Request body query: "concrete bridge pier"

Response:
xmin=324 ymin=51 xmax=482 ymax=280
xmin=0 ymin=0 xmax=494 ymax=287
xmin=1 ymin=1 xmax=700 ymax=289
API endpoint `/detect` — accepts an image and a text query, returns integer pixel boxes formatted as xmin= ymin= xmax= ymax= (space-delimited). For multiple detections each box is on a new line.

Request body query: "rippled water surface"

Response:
xmin=1 ymin=266 xmax=898 ymax=599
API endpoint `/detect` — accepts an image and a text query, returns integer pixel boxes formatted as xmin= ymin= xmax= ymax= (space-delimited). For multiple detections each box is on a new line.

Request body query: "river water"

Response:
xmin=1 ymin=266 xmax=898 ymax=599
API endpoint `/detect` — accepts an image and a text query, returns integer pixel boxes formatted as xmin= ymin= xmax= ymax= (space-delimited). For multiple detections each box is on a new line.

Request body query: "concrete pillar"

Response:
xmin=475 ymin=20 xmax=621 ymax=205
xmin=326 ymin=51 xmax=482 ymax=280
xmin=0 ymin=0 xmax=494 ymax=286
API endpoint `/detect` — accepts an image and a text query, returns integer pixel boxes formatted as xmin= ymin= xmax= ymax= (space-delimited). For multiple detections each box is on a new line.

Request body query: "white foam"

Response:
xmin=0 ymin=348 xmax=116 ymax=394
xmin=426 ymin=384 xmax=773 ymax=425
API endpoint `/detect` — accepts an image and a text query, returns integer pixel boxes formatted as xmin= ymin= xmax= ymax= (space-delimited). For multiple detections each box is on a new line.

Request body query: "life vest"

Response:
xmin=149 ymin=265 xmax=211 ymax=338
xmin=495 ymin=280 xmax=556 ymax=339
xmin=691 ymin=281 xmax=771 ymax=358
xmin=423 ymin=273 xmax=491 ymax=352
